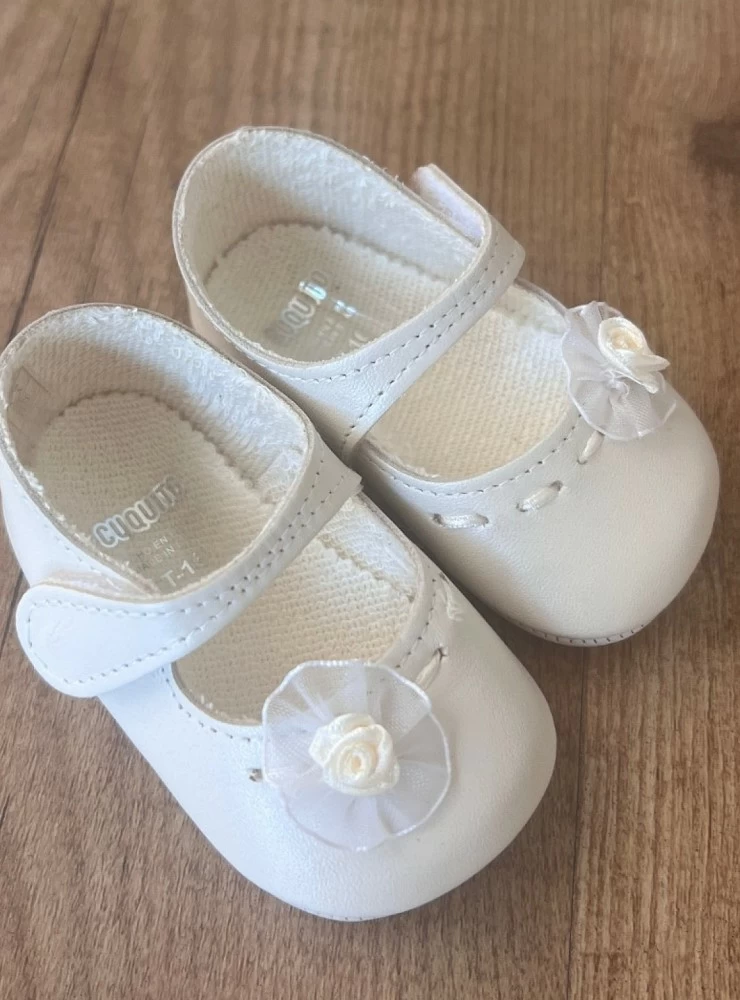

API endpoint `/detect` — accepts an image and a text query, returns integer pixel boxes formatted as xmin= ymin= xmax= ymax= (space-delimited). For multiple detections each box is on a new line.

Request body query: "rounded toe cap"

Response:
xmin=251 ymin=608 xmax=556 ymax=920
xmin=526 ymin=393 xmax=719 ymax=641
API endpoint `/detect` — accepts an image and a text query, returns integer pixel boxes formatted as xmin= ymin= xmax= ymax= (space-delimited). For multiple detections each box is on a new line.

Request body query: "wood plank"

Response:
xmin=568 ymin=1 xmax=740 ymax=997
xmin=0 ymin=0 xmax=610 ymax=997
xmin=0 ymin=0 xmax=112 ymax=670
xmin=0 ymin=0 xmax=111 ymax=346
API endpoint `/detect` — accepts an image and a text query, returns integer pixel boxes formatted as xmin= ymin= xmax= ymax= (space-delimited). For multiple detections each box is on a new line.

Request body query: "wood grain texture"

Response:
xmin=0 ymin=0 xmax=736 ymax=997
xmin=569 ymin=2 xmax=740 ymax=998
xmin=0 ymin=0 xmax=111 ymax=345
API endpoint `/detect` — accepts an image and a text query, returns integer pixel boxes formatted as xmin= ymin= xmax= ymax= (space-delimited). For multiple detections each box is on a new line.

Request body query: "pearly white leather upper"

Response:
xmin=0 ymin=304 xmax=556 ymax=920
xmin=100 ymin=586 xmax=555 ymax=919
xmin=357 ymin=390 xmax=719 ymax=641
xmin=173 ymin=127 xmax=719 ymax=642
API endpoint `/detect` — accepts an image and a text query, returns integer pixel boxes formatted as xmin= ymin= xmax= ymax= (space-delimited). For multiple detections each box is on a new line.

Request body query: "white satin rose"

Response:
xmin=596 ymin=316 xmax=669 ymax=393
xmin=309 ymin=713 xmax=400 ymax=796
xmin=561 ymin=302 xmax=676 ymax=440
xmin=262 ymin=661 xmax=451 ymax=851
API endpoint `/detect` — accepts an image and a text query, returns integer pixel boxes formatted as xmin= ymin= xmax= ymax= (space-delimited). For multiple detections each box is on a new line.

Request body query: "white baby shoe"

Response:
xmin=0 ymin=304 xmax=555 ymax=920
xmin=174 ymin=127 xmax=719 ymax=645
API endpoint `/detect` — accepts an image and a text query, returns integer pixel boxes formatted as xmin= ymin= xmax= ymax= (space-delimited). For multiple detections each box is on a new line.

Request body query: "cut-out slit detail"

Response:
xmin=577 ymin=430 xmax=604 ymax=464
xmin=431 ymin=512 xmax=489 ymax=529
xmin=414 ymin=646 xmax=448 ymax=689
xmin=517 ymin=481 xmax=564 ymax=512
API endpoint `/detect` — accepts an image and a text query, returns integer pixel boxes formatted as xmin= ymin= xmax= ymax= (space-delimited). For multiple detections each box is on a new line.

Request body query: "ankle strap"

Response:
xmin=16 ymin=433 xmax=360 ymax=697
xmin=337 ymin=169 xmax=523 ymax=458
xmin=275 ymin=166 xmax=523 ymax=461
xmin=179 ymin=133 xmax=524 ymax=463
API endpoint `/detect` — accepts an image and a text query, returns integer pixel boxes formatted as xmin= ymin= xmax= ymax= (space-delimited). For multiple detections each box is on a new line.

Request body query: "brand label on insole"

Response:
xmin=264 ymin=270 xmax=380 ymax=353
xmin=92 ymin=476 xmax=184 ymax=548
xmin=91 ymin=476 xmax=203 ymax=592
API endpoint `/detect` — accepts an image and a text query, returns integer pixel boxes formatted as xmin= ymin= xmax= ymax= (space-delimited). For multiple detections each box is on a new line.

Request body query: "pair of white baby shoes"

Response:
xmin=0 ymin=129 xmax=718 ymax=920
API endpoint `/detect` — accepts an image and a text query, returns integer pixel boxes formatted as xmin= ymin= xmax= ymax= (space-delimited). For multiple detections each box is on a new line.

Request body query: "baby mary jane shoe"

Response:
xmin=173 ymin=127 xmax=719 ymax=645
xmin=0 ymin=304 xmax=555 ymax=920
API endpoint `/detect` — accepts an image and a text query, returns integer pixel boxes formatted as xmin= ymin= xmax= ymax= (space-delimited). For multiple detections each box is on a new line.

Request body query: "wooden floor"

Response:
xmin=0 ymin=0 xmax=738 ymax=997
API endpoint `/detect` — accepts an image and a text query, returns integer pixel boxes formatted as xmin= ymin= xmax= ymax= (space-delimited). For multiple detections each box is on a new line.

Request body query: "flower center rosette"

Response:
xmin=261 ymin=661 xmax=451 ymax=851
xmin=561 ymin=302 xmax=676 ymax=440
xmin=308 ymin=713 xmax=401 ymax=796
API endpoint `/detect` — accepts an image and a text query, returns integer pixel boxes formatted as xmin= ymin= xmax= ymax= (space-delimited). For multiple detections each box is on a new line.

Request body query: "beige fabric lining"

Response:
xmin=33 ymin=393 xmax=262 ymax=587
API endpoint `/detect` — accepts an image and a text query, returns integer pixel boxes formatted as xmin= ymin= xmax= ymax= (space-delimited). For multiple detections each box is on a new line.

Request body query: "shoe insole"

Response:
xmin=206 ymin=223 xmax=569 ymax=479
xmin=30 ymin=392 xmax=413 ymax=722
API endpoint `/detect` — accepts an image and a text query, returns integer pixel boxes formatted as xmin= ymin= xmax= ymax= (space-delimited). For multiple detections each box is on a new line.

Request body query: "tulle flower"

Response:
xmin=561 ymin=302 xmax=675 ymax=440
xmin=262 ymin=661 xmax=451 ymax=851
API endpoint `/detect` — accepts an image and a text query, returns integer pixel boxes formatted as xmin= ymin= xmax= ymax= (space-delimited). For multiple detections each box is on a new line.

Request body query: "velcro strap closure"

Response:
xmin=16 ymin=434 xmax=360 ymax=697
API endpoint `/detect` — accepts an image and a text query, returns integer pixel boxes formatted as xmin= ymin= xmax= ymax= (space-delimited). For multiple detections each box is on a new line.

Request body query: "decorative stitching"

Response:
xmin=399 ymin=574 xmax=440 ymax=668
xmin=365 ymin=418 xmax=581 ymax=498
xmin=513 ymin=620 xmax=646 ymax=645
xmin=343 ymin=243 xmax=518 ymax=442
xmin=24 ymin=460 xmax=351 ymax=688
xmin=276 ymin=238 xmax=510 ymax=388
